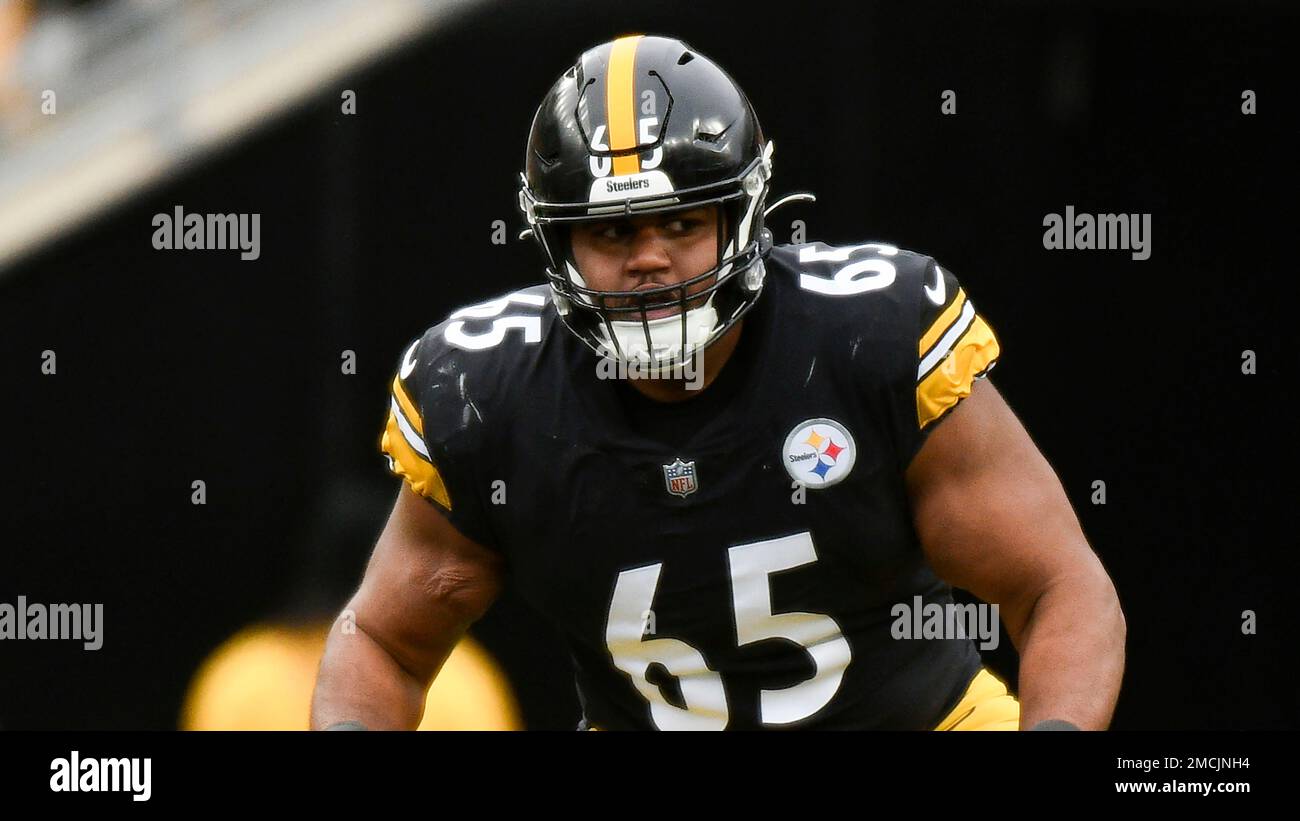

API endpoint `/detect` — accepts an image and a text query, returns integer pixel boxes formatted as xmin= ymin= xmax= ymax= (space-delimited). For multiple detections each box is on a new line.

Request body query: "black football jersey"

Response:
xmin=381 ymin=240 xmax=1002 ymax=730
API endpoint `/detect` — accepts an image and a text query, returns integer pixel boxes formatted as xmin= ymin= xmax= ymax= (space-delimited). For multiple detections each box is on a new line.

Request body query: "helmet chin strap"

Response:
xmin=595 ymin=295 xmax=720 ymax=367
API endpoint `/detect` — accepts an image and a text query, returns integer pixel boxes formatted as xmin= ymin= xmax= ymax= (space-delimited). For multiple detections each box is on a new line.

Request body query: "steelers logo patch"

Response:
xmin=782 ymin=418 xmax=857 ymax=488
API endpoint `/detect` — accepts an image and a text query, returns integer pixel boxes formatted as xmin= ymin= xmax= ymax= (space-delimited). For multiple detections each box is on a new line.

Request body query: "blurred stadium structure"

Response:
xmin=0 ymin=0 xmax=539 ymax=731
xmin=0 ymin=0 xmax=478 ymax=276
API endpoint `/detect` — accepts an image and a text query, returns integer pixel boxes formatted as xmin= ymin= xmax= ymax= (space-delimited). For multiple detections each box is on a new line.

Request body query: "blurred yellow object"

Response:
xmin=181 ymin=622 xmax=521 ymax=730
xmin=0 ymin=1 xmax=33 ymax=58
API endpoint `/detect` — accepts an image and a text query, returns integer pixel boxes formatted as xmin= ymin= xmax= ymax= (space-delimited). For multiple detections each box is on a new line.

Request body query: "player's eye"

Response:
xmin=595 ymin=222 xmax=632 ymax=240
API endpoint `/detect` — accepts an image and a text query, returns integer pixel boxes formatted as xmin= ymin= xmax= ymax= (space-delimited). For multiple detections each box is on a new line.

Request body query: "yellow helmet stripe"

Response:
xmin=606 ymin=34 xmax=643 ymax=176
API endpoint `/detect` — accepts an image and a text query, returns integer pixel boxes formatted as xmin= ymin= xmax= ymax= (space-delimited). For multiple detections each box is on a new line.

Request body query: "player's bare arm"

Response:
xmin=905 ymin=378 xmax=1126 ymax=730
xmin=310 ymin=483 xmax=504 ymax=730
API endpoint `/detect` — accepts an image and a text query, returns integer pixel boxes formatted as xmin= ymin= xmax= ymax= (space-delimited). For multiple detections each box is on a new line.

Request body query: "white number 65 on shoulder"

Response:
xmin=797 ymin=242 xmax=898 ymax=296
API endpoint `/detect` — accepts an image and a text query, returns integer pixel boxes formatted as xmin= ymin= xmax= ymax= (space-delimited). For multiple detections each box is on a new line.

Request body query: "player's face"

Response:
xmin=568 ymin=205 xmax=721 ymax=320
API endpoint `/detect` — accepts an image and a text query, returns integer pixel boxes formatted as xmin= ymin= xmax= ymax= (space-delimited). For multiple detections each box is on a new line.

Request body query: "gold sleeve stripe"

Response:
xmin=917 ymin=314 xmax=1001 ymax=430
xmin=918 ymin=299 xmax=976 ymax=380
xmin=918 ymin=287 xmax=967 ymax=360
xmin=391 ymin=376 xmax=424 ymax=438
xmin=381 ymin=409 xmax=452 ymax=509
xmin=389 ymin=396 xmax=430 ymax=460
xmin=606 ymin=34 xmax=643 ymax=176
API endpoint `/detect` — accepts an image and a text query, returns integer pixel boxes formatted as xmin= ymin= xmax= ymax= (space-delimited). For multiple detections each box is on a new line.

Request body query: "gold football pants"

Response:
xmin=932 ymin=667 xmax=1021 ymax=731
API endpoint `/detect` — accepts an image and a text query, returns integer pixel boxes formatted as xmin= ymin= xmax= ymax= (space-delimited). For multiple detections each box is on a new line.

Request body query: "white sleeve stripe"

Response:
xmin=918 ymin=299 xmax=976 ymax=380
xmin=390 ymin=396 xmax=431 ymax=461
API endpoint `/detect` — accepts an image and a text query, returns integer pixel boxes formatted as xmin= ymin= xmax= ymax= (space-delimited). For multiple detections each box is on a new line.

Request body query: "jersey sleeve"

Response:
xmin=913 ymin=257 xmax=1001 ymax=433
xmin=381 ymin=336 xmax=454 ymax=509
xmin=379 ymin=328 xmax=497 ymax=549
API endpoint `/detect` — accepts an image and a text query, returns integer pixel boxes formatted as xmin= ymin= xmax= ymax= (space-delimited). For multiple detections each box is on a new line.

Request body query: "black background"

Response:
xmin=0 ymin=0 xmax=1293 ymax=729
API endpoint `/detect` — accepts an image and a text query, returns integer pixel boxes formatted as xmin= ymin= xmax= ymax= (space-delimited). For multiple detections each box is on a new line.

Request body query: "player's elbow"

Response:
xmin=1016 ymin=542 xmax=1125 ymax=645
xmin=1104 ymin=576 xmax=1127 ymax=647
xmin=1070 ymin=549 xmax=1127 ymax=649
xmin=1091 ymin=576 xmax=1126 ymax=649
xmin=416 ymin=559 xmax=502 ymax=625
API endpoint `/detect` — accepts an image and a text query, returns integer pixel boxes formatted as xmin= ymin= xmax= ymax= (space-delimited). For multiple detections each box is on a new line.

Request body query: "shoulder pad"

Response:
xmin=380 ymin=285 xmax=552 ymax=541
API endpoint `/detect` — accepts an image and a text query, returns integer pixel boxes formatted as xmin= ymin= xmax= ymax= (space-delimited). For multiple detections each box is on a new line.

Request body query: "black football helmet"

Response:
xmin=518 ymin=34 xmax=775 ymax=368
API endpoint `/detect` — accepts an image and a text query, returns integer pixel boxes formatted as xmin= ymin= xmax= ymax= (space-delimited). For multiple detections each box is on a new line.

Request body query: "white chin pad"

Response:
xmin=596 ymin=298 xmax=719 ymax=365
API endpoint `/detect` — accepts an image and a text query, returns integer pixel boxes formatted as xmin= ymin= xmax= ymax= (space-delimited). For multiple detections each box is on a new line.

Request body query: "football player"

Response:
xmin=311 ymin=34 xmax=1125 ymax=730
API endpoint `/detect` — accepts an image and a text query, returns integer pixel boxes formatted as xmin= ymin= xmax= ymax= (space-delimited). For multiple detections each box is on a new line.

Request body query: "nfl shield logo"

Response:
xmin=662 ymin=458 xmax=698 ymax=498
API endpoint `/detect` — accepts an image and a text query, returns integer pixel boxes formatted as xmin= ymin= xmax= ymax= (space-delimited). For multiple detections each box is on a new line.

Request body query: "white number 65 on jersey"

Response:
xmin=604 ymin=531 xmax=852 ymax=730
